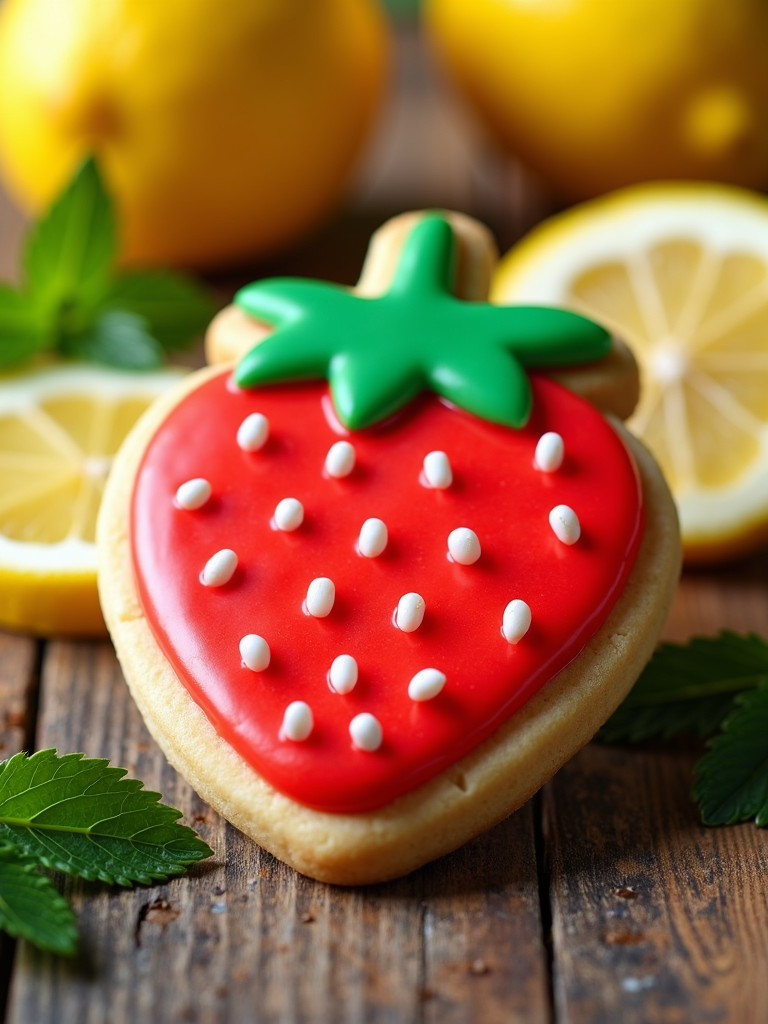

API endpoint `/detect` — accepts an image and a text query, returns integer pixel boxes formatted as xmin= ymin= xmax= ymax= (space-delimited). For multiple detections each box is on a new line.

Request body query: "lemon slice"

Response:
xmin=0 ymin=363 xmax=184 ymax=635
xmin=492 ymin=182 xmax=768 ymax=564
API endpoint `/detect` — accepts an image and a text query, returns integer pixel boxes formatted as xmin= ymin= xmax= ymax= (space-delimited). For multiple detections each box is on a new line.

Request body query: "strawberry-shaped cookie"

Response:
xmin=98 ymin=212 xmax=680 ymax=884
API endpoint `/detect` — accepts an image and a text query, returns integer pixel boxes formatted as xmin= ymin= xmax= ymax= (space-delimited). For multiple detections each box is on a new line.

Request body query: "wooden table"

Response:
xmin=2 ymin=27 xmax=768 ymax=1023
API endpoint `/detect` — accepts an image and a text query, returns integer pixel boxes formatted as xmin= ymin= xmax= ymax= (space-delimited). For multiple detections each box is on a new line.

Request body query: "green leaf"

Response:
xmin=0 ymin=750 xmax=213 ymax=886
xmin=693 ymin=681 xmax=768 ymax=826
xmin=597 ymin=632 xmax=768 ymax=742
xmin=24 ymin=157 xmax=115 ymax=312
xmin=63 ymin=310 xmax=164 ymax=370
xmin=0 ymin=840 xmax=77 ymax=955
xmin=235 ymin=215 xmax=609 ymax=430
xmin=102 ymin=271 xmax=216 ymax=350
xmin=0 ymin=285 xmax=51 ymax=366
xmin=598 ymin=694 xmax=738 ymax=744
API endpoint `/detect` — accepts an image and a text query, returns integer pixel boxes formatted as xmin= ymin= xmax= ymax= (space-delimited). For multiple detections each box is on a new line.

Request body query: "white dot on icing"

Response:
xmin=325 ymin=440 xmax=356 ymax=478
xmin=349 ymin=712 xmax=383 ymax=752
xmin=396 ymin=592 xmax=425 ymax=632
xmin=502 ymin=600 xmax=532 ymax=644
xmin=237 ymin=412 xmax=269 ymax=452
xmin=358 ymin=517 xmax=388 ymax=558
xmin=306 ymin=577 xmax=335 ymax=617
xmin=535 ymin=432 xmax=564 ymax=472
xmin=281 ymin=701 xmax=313 ymax=741
xmin=448 ymin=527 xmax=481 ymax=565
xmin=329 ymin=654 xmax=358 ymax=694
xmin=549 ymin=505 xmax=581 ymax=545
xmin=408 ymin=667 xmax=446 ymax=702
xmin=175 ymin=478 xmax=211 ymax=510
xmin=201 ymin=549 xmax=238 ymax=587
xmin=274 ymin=497 xmax=304 ymax=531
xmin=239 ymin=634 xmax=270 ymax=672
xmin=422 ymin=450 xmax=453 ymax=489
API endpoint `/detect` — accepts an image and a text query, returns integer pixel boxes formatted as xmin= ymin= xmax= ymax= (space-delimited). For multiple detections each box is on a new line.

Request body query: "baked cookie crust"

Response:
xmin=97 ymin=364 xmax=680 ymax=885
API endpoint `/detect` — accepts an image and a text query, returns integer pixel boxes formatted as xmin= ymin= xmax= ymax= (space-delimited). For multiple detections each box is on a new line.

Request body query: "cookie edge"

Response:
xmin=97 ymin=364 xmax=680 ymax=885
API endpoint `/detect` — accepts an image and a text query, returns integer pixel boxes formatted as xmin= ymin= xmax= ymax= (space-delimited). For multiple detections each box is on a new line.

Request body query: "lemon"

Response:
xmin=424 ymin=0 xmax=768 ymax=199
xmin=492 ymin=182 xmax=768 ymax=564
xmin=0 ymin=363 xmax=182 ymax=636
xmin=0 ymin=0 xmax=389 ymax=269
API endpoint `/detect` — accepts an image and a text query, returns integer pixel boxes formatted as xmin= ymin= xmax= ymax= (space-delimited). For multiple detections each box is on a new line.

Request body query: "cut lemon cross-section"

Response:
xmin=0 ymin=363 xmax=183 ymax=635
xmin=492 ymin=182 xmax=768 ymax=564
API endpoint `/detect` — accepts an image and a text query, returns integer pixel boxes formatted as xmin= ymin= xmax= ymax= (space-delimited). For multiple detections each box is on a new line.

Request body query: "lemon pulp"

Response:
xmin=0 ymin=364 xmax=182 ymax=634
xmin=492 ymin=183 xmax=768 ymax=563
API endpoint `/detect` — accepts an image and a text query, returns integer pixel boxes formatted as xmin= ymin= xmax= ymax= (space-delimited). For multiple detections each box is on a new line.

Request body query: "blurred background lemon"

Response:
xmin=424 ymin=0 xmax=768 ymax=201
xmin=0 ymin=0 xmax=390 ymax=270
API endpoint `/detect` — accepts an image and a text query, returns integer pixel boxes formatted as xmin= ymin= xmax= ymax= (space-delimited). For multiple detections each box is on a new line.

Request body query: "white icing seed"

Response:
xmin=237 ymin=412 xmax=269 ymax=451
xmin=325 ymin=440 xmax=356 ymax=478
xmin=281 ymin=701 xmax=313 ymax=741
xmin=201 ymin=548 xmax=238 ymax=587
xmin=408 ymin=667 xmax=446 ymax=702
xmin=274 ymin=497 xmax=304 ymax=531
xmin=175 ymin=477 xmax=211 ymax=510
xmin=329 ymin=654 xmax=358 ymax=694
xmin=447 ymin=527 xmax=481 ymax=565
xmin=349 ymin=712 xmax=383 ymax=752
xmin=422 ymin=450 xmax=453 ymax=489
xmin=396 ymin=592 xmax=425 ymax=632
xmin=549 ymin=504 xmax=581 ymax=545
xmin=239 ymin=634 xmax=270 ymax=672
xmin=502 ymin=600 xmax=532 ymax=644
xmin=306 ymin=577 xmax=335 ymax=617
xmin=358 ymin=517 xmax=388 ymax=558
xmin=535 ymin=432 xmax=565 ymax=472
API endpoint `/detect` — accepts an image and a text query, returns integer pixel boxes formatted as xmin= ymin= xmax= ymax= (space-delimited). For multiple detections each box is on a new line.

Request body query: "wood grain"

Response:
xmin=0 ymin=631 xmax=40 ymax=1022
xmin=6 ymin=640 xmax=547 ymax=1024
xmin=544 ymin=557 xmax=768 ymax=1024
xmin=0 ymin=632 xmax=38 ymax=762
xmin=545 ymin=742 xmax=768 ymax=1024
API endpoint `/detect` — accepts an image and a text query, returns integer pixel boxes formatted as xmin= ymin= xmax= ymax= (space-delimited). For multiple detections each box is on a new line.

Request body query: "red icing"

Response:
xmin=131 ymin=371 xmax=643 ymax=813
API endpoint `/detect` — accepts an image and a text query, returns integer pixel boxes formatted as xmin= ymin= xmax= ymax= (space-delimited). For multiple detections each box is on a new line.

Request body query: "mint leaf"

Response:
xmin=24 ymin=157 xmax=115 ymax=312
xmin=598 ymin=694 xmax=737 ymax=743
xmin=63 ymin=310 xmax=164 ymax=369
xmin=598 ymin=632 xmax=768 ymax=742
xmin=692 ymin=681 xmax=768 ymax=826
xmin=104 ymin=271 xmax=216 ymax=350
xmin=0 ymin=840 xmax=78 ymax=955
xmin=0 ymin=285 xmax=49 ymax=366
xmin=0 ymin=750 xmax=213 ymax=886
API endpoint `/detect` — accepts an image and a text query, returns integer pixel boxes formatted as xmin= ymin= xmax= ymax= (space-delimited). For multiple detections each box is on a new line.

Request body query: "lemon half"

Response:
xmin=493 ymin=182 xmax=768 ymax=564
xmin=0 ymin=363 xmax=182 ymax=635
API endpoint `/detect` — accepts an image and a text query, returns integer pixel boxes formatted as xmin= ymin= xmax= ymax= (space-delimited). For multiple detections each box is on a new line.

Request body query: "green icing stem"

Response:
xmin=234 ymin=215 xmax=610 ymax=430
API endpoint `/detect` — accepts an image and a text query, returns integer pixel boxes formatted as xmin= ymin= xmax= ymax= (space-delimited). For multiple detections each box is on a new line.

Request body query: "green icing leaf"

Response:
xmin=24 ymin=157 xmax=115 ymax=313
xmin=0 ymin=840 xmax=78 ymax=955
xmin=0 ymin=750 xmax=213 ymax=887
xmin=693 ymin=681 xmax=768 ymax=827
xmin=63 ymin=310 xmax=164 ymax=369
xmin=103 ymin=270 xmax=216 ymax=350
xmin=235 ymin=215 xmax=610 ymax=429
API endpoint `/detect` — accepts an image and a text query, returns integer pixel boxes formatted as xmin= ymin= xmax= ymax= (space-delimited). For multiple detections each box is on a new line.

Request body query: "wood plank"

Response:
xmin=6 ymin=640 xmax=548 ymax=1024
xmin=422 ymin=803 xmax=551 ymax=1024
xmin=545 ymin=558 xmax=768 ymax=1024
xmin=0 ymin=630 xmax=38 ymax=762
xmin=0 ymin=630 xmax=40 ymax=1022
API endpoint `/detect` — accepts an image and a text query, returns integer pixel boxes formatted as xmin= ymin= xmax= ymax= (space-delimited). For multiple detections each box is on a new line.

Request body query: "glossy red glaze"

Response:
xmin=131 ymin=370 xmax=643 ymax=813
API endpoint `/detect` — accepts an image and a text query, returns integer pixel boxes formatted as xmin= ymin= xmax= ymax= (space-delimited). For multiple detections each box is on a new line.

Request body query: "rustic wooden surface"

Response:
xmin=2 ymin=24 xmax=768 ymax=1024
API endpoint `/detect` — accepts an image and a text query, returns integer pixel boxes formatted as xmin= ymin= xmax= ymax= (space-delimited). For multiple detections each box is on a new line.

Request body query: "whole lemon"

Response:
xmin=425 ymin=0 xmax=768 ymax=200
xmin=0 ymin=0 xmax=389 ymax=269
